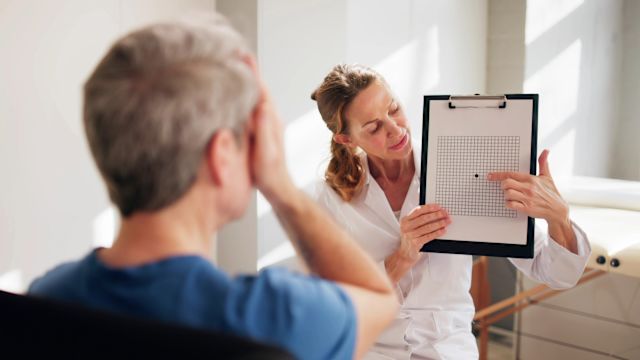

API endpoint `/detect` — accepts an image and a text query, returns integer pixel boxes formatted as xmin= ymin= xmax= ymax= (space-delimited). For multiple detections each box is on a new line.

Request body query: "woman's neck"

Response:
xmin=368 ymin=151 xmax=415 ymax=212
xmin=368 ymin=150 xmax=415 ymax=183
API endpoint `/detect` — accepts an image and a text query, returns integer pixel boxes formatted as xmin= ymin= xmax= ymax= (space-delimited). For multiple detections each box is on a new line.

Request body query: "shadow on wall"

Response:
xmin=257 ymin=0 xmax=487 ymax=269
xmin=525 ymin=0 xmax=623 ymax=178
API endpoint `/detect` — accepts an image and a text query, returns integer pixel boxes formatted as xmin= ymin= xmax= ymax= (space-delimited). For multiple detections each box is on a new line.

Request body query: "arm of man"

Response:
xmin=247 ymin=59 xmax=398 ymax=358
xmin=268 ymin=190 xmax=398 ymax=358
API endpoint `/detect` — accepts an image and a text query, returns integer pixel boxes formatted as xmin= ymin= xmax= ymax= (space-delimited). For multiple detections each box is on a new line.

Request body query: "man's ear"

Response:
xmin=205 ymin=129 xmax=236 ymax=187
xmin=333 ymin=134 xmax=355 ymax=148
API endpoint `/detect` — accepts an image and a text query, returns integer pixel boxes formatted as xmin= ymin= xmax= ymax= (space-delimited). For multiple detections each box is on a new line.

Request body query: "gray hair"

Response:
xmin=84 ymin=13 xmax=259 ymax=217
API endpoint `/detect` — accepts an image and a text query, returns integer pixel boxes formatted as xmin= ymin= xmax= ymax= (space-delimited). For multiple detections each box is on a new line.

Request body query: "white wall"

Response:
xmin=256 ymin=0 xmax=488 ymax=269
xmin=524 ymin=0 xmax=624 ymax=179
xmin=215 ymin=0 xmax=259 ymax=275
xmin=487 ymin=0 xmax=526 ymax=94
xmin=517 ymin=1 xmax=640 ymax=358
xmin=613 ymin=0 xmax=640 ymax=181
xmin=256 ymin=0 xmax=348 ymax=270
xmin=485 ymin=0 xmax=528 ymax=333
xmin=0 ymin=0 xmax=216 ymax=293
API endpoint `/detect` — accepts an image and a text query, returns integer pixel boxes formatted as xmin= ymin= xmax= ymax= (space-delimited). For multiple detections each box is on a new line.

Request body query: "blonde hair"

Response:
xmin=311 ymin=64 xmax=382 ymax=202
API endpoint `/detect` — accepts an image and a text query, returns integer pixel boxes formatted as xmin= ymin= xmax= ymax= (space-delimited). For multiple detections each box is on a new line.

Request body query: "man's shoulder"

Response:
xmin=28 ymin=255 xmax=89 ymax=298
xmin=28 ymin=251 xmax=224 ymax=301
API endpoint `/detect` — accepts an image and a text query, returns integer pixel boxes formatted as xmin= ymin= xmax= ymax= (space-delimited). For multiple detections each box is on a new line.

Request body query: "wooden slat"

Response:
xmin=475 ymin=268 xmax=605 ymax=321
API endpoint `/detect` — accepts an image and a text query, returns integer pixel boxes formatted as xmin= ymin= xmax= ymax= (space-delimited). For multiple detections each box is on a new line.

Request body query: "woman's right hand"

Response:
xmin=399 ymin=204 xmax=451 ymax=262
xmin=385 ymin=204 xmax=451 ymax=284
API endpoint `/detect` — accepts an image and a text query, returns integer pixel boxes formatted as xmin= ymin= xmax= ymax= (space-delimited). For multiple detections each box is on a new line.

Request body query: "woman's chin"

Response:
xmin=385 ymin=146 xmax=412 ymax=160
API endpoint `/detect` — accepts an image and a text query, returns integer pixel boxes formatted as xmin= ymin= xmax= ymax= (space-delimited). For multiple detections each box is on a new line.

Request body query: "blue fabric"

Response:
xmin=29 ymin=250 xmax=356 ymax=360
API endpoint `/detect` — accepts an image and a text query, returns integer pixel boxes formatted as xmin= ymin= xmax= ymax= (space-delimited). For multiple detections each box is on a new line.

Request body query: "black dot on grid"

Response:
xmin=435 ymin=136 xmax=519 ymax=218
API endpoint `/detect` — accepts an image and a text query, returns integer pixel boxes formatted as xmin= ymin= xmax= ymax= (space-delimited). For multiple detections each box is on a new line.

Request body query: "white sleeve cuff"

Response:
xmin=542 ymin=221 xmax=592 ymax=288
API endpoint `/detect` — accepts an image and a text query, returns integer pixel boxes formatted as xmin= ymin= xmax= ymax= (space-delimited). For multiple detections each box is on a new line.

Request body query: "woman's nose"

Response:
xmin=386 ymin=119 xmax=403 ymax=137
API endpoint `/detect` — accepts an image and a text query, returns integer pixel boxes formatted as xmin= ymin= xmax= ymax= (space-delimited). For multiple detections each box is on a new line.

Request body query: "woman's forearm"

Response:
xmin=384 ymin=249 xmax=416 ymax=285
xmin=547 ymin=217 xmax=578 ymax=254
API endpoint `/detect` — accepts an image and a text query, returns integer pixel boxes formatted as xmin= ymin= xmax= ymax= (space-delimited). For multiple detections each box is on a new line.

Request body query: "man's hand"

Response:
xmin=488 ymin=149 xmax=578 ymax=253
xmin=244 ymin=56 xmax=295 ymax=204
xmin=240 ymin=55 xmax=398 ymax=359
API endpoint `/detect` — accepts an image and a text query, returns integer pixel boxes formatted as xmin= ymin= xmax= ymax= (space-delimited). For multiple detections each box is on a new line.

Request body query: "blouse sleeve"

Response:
xmin=509 ymin=221 xmax=592 ymax=289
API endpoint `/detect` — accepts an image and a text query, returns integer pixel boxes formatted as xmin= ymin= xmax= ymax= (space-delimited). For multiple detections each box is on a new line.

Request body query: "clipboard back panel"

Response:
xmin=419 ymin=94 xmax=538 ymax=258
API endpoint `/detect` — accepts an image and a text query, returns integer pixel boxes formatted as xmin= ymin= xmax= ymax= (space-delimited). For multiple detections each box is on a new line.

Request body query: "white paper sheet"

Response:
xmin=425 ymin=98 xmax=533 ymax=245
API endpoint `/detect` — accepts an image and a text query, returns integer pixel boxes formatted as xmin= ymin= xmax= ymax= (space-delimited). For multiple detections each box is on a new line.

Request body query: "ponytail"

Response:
xmin=311 ymin=64 xmax=380 ymax=202
xmin=325 ymin=139 xmax=365 ymax=201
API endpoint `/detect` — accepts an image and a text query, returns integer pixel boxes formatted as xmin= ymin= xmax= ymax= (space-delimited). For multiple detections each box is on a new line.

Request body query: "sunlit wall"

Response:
xmin=257 ymin=0 xmax=488 ymax=269
xmin=613 ymin=0 xmax=640 ymax=180
xmin=0 ymin=0 xmax=217 ymax=293
xmin=524 ymin=0 xmax=624 ymax=179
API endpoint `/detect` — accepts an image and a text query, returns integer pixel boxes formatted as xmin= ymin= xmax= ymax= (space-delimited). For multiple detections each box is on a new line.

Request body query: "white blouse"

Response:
xmin=315 ymin=140 xmax=591 ymax=359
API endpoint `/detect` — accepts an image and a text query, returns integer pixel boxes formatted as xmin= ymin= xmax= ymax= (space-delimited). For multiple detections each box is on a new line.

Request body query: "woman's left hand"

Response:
xmin=487 ymin=149 xmax=578 ymax=253
xmin=487 ymin=149 xmax=568 ymax=223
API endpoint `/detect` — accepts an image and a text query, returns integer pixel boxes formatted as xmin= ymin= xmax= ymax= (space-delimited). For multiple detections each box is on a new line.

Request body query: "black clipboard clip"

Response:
xmin=448 ymin=95 xmax=507 ymax=109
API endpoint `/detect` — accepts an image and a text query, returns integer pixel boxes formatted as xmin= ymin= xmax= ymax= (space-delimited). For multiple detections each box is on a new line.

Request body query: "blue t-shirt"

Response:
xmin=29 ymin=250 xmax=356 ymax=360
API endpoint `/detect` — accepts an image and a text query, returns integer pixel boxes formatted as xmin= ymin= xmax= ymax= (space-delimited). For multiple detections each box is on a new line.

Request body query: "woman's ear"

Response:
xmin=333 ymin=134 xmax=355 ymax=148
xmin=205 ymin=129 xmax=236 ymax=187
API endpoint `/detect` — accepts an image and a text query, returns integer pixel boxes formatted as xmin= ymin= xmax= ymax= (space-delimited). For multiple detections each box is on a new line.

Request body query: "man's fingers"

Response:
xmin=239 ymin=53 xmax=258 ymax=77
xmin=240 ymin=53 xmax=269 ymax=104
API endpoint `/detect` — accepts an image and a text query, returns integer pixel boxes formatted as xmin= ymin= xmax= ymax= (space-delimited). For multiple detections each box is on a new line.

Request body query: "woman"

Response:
xmin=311 ymin=64 xmax=591 ymax=359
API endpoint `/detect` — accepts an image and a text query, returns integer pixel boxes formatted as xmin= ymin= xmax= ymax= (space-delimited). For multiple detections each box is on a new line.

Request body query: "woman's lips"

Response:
xmin=389 ymin=133 xmax=408 ymax=151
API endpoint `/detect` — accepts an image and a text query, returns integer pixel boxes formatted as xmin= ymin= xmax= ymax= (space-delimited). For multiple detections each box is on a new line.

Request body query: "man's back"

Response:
xmin=29 ymin=250 xmax=357 ymax=360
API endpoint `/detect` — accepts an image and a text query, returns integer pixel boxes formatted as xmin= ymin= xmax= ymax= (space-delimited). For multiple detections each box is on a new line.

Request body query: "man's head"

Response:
xmin=84 ymin=14 xmax=259 ymax=219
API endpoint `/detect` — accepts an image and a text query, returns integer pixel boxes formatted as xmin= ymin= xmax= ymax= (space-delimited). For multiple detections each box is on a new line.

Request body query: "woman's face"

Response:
xmin=339 ymin=80 xmax=412 ymax=161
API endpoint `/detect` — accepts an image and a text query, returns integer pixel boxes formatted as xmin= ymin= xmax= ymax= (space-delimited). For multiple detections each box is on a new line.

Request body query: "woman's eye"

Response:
xmin=369 ymin=124 xmax=380 ymax=134
xmin=390 ymin=104 xmax=400 ymax=114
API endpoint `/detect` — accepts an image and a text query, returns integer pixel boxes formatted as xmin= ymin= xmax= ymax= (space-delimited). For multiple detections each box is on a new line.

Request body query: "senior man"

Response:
xmin=29 ymin=14 xmax=397 ymax=360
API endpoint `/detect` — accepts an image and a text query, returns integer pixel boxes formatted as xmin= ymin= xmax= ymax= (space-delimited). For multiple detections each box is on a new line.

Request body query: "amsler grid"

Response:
xmin=435 ymin=136 xmax=520 ymax=218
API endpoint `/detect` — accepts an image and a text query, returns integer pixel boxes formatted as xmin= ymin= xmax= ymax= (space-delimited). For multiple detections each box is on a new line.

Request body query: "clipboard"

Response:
xmin=419 ymin=94 xmax=538 ymax=258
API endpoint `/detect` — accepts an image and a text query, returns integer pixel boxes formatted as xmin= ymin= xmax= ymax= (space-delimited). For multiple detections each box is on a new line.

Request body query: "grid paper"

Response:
xmin=435 ymin=136 xmax=520 ymax=218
